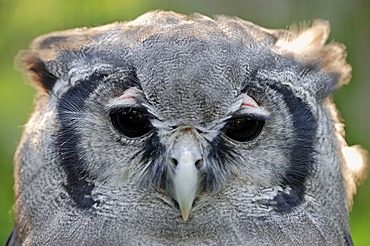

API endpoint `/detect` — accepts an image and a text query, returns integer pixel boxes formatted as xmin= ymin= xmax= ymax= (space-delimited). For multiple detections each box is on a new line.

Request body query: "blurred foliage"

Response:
xmin=0 ymin=0 xmax=369 ymax=245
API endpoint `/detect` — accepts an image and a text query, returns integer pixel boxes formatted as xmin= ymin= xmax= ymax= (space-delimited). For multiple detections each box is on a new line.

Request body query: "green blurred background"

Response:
xmin=0 ymin=0 xmax=369 ymax=244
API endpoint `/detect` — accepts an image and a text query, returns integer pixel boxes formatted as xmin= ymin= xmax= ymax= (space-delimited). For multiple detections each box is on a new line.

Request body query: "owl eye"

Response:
xmin=109 ymin=108 xmax=153 ymax=138
xmin=224 ymin=116 xmax=264 ymax=142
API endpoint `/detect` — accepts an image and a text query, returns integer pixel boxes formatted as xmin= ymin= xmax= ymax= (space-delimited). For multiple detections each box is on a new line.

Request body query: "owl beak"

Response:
xmin=170 ymin=131 xmax=201 ymax=221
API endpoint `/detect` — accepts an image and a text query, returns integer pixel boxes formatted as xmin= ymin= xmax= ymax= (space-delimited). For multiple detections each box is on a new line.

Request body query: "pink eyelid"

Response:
xmin=118 ymin=87 xmax=142 ymax=100
xmin=242 ymin=95 xmax=259 ymax=108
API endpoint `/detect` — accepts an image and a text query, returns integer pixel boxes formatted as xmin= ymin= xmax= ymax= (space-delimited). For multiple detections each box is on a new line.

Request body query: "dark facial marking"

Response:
xmin=136 ymin=132 xmax=167 ymax=190
xmin=57 ymin=68 xmax=139 ymax=209
xmin=205 ymin=135 xmax=238 ymax=193
xmin=267 ymin=82 xmax=317 ymax=212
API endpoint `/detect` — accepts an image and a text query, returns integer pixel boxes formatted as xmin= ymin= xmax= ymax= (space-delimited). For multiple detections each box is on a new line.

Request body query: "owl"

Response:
xmin=8 ymin=11 xmax=367 ymax=245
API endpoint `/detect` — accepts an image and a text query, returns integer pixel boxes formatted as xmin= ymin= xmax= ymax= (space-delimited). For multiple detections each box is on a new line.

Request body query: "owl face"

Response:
xmin=53 ymin=33 xmax=319 ymax=219
xmin=14 ymin=11 xmax=366 ymax=244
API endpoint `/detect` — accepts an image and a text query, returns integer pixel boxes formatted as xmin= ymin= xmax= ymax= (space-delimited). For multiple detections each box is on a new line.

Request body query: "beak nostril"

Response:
xmin=171 ymin=158 xmax=178 ymax=167
xmin=195 ymin=160 xmax=202 ymax=170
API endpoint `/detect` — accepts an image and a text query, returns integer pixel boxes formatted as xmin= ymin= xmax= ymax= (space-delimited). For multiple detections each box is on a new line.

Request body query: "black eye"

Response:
xmin=224 ymin=116 xmax=264 ymax=142
xmin=109 ymin=108 xmax=153 ymax=138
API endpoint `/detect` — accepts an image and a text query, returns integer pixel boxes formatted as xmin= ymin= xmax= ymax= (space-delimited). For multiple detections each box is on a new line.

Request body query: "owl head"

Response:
xmin=13 ymin=11 xmax=367 ymax=244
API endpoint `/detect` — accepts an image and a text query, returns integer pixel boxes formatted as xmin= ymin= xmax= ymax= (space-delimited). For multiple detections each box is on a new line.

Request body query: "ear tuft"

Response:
xmin=17 ymin=51 xmax=58 ymax=92
xmin=317 ymin=43 xmax=352 ymax=87
xmin=275 ymin=20 xmax=330 ymax=52
xmin=270 ymin=20 xmax=351 ymax=95
xmin=16 ymin=25 xmax=117 ymax=92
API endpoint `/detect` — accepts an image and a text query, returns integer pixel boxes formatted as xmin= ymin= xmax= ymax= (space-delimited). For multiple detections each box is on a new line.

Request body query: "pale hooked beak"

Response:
xmin=170 ymin=130 xmax=201 ymax=221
